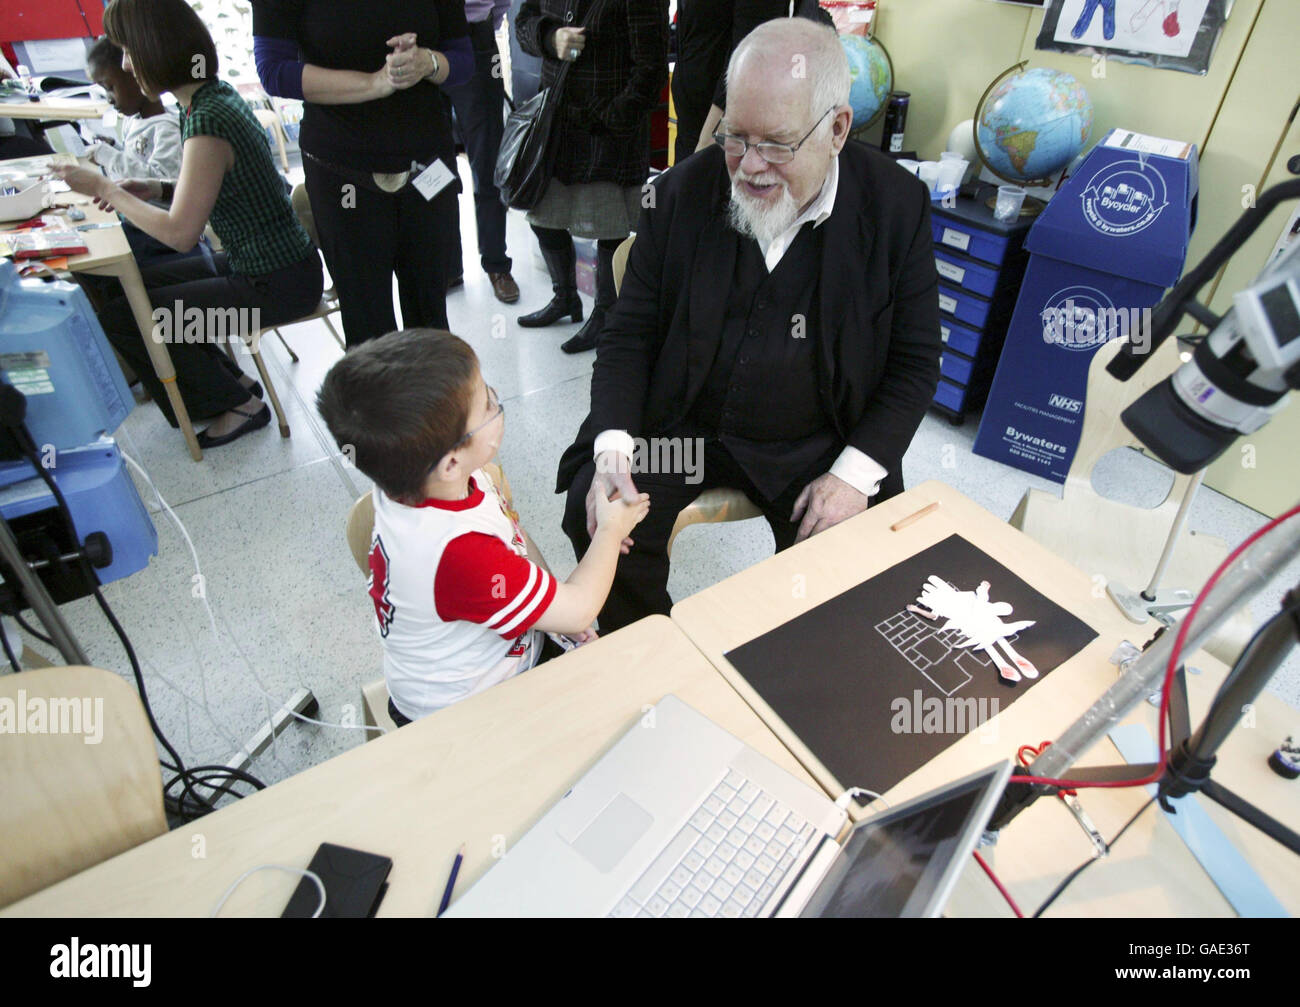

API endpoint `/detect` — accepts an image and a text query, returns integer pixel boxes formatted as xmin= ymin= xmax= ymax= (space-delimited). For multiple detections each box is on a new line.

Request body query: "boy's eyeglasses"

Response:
xmin=713 ymin=107 xmax=834 ymax=165
xmin=430 ymin=386 xmax=504 ymax=474
xmin=453 ymin=384 xmax=504 ymax=448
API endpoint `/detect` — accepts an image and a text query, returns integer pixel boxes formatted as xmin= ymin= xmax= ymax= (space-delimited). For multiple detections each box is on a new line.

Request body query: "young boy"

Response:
xmin=84 ymin=36 xmax=182 ymax=181
xmin=317 ymin=329 xmax=650 ymax=725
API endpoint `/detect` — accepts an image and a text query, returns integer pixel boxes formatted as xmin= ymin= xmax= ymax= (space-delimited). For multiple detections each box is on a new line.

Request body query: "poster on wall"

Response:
xmin=1035 ymin=0 xmax=1229 ymax=74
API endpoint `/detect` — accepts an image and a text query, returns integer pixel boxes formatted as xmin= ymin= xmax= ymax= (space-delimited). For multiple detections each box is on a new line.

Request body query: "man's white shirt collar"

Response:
xmin=756 ymin=154 xmax=839 ymax=273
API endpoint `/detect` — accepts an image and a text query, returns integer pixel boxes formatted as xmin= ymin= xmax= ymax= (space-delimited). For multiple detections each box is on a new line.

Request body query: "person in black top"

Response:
xmin=514 ymin=0 xmax=668 ymax=355
xmin=671 ymin=0 xmax=734 ymax=165
xmin=252 ymin=0 xmax=473 ymax=347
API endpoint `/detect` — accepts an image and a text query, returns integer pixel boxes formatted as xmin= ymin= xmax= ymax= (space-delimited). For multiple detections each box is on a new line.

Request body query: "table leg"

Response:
xmin=82 ymin=259 xmax=204 ymax=461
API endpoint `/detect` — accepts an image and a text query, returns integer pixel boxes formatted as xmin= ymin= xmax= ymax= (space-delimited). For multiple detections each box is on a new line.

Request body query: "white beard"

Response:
xmin=728 ymin=172 xmax=800 ymax=246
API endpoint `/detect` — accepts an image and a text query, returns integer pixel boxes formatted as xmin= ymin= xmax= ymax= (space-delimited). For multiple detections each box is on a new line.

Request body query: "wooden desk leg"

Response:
xmin=111 ymin=261 xmax=204 ymax=461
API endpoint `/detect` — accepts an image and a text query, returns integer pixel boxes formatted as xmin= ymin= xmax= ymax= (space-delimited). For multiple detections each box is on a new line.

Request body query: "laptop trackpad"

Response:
xmin=566 ymin=793 xmax=654 ymax=873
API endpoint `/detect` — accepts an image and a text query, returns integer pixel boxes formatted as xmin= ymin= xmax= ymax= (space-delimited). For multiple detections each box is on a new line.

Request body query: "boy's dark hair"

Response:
xmin=317 ymin=329 xmax=479 ymax=502
xmin=103 ymin=0 xmax=218 ymax=98
xmin=86 ymin=37 xmax=124 ymax=77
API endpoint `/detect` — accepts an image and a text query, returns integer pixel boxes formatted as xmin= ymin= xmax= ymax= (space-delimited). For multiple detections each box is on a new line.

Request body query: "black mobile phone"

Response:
xmin=281 ymin=842 xmax=393 ymax=918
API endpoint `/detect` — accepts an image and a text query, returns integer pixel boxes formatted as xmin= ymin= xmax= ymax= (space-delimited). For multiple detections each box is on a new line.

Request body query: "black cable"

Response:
xmin=1033 ymin=796 xmax=1156 ymax=918
xmin=8 ymin=427 xmax=270 ymax=817
xmin=0 ymin=622 xmax=19 ymax=673
xmin=14 ymin=611 xmax=53 ymax=645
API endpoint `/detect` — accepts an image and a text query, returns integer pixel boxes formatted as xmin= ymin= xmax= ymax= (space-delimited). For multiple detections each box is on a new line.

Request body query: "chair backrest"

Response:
xmin=346 ymin=490 xmax=376 ymax=576
xmin=290 ymin=183 xmax=321 ymax=248
xmin=0 ymin=665 xmax=167 ymax=908
xmin=344 ymin=464 xmax=515 ymax=578
xmin=612 ymin=234 xmax=635 ymax=296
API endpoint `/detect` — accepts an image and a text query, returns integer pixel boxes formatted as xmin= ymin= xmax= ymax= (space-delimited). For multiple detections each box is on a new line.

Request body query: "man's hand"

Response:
xmin=790 ymin=472 xmax=870 ymax=543
xmin=586 ymin=449 xmax=641 ymax=553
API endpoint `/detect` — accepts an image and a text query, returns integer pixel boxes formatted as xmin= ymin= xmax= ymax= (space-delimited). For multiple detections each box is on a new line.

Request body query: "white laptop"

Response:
xmin=446 ymin=694 xmax=1011 ymax=918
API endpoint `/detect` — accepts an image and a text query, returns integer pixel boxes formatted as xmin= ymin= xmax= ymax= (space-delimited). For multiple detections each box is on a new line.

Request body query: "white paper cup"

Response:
xmin=994 ymin=184 xmax=1027 ymax=221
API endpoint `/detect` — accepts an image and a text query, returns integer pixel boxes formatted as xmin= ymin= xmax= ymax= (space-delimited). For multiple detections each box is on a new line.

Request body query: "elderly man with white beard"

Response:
xmin=555 ymin=17 xmax=941 ymax=632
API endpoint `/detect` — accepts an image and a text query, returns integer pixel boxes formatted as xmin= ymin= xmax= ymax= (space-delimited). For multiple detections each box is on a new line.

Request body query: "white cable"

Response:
xmin=118 ymin=439 xmax=382 ymax=737
xmin=835 ymin=787 xmax=890 ymax=811
xmin=211 ymin=864 xmax=325 ymax=917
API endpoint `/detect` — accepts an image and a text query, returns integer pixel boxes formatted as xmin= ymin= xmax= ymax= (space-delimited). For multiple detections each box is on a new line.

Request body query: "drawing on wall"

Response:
xmin=1036 ymin=0 xmax=1228 ymax=74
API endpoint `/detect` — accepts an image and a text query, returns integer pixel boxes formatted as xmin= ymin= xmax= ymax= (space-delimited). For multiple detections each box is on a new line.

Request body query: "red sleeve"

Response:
xmin=434 ymin=532 xmax=556 ymax=639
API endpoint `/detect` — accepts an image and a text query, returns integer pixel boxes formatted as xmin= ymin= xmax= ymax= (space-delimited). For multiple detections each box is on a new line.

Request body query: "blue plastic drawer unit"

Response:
xmin=933 ymin=378 xmax=968 ymax=414
xmin=934 ymin=248 xmax=1000 ymax=298
xmin=940 ymin=316 xmax=982 ymax=358
xmin=927 ymin=191 xmax=1033 ymax=424
xmin=938 ymin=283 xmax=993 ymax=331
xmin=940 ymin=351 xmax=974 ymax=386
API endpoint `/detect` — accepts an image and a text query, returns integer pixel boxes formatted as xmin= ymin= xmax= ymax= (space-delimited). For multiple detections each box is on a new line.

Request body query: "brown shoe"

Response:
xmin=489 ymin=272 xmax=520 ymax=304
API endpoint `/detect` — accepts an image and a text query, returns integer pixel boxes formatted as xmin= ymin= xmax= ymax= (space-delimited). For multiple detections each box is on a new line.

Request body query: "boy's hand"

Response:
xmin=593 ymin=482 xmax=649 ymax=544
xmin=572 ymin=625 xmax=598 ymax=646
xmin=586 ymin=449 xmax=641 ymax=551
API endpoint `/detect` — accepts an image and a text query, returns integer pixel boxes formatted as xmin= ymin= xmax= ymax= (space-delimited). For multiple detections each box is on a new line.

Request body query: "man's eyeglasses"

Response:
xmin=713 ymin=107 xmax=834 ymax=165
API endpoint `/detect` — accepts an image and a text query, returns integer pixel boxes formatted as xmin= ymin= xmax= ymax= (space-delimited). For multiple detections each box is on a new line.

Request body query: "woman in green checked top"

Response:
xmin=55 ymin=0 xmax=324 ymax=448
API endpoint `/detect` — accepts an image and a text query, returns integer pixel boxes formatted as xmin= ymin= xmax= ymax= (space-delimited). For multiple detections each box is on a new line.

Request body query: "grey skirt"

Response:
xmin=526 ymin=178 xmax=644 ymax=240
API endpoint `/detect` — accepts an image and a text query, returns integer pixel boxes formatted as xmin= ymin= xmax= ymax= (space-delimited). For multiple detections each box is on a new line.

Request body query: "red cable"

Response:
xmin=972 ymin=850 xmax=1023 ymax=918
xmin=1010 ymin=502 xmax=1300 ymax=793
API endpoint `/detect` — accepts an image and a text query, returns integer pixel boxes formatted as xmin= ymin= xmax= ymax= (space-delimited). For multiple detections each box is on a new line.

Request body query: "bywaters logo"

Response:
xmin=1080 ymin=159 xmax=1168 ymax=236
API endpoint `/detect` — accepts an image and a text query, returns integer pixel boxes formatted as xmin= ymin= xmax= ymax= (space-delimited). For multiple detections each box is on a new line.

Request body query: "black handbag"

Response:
xmin=495 ymin=0 xmax=610 ymax=210
xmin=495 ymin=60 xmax=571 ymax=210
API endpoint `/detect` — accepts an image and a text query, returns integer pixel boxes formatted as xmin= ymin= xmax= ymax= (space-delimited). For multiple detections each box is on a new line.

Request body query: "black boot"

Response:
xmin=518 ymin=243 xmax=583 ymax=327
xmin=561 ymin=239 xmax=618 ymax=354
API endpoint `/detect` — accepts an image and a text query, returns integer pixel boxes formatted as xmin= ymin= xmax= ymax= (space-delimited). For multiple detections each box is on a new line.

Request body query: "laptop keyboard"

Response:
xmin=609 ymin=768 xmax=818 ymax=918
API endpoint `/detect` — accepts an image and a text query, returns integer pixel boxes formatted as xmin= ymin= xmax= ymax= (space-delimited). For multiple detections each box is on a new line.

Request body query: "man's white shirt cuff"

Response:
xmin=594 ymin=429 xmax=635 ymax=461
xmin=830 ymin=446 xmax=887 ymax=499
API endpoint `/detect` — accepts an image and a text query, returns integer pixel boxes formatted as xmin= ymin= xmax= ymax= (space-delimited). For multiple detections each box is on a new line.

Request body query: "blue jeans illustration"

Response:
xmin=1072 ymin=0 xmax=1116 ymax=39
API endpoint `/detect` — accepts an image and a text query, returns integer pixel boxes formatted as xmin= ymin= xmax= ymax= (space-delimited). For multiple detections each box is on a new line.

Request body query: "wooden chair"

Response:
xmin=0 ymin=665 xmax=167 ymax=908
xmin=264 ymin=185 xmax=346 ymax=365
xmin=254 ymin=107 xmax=290 ymax=174
xmin=347 ymin=463 xmax=515 ymax=737
xmin=609 ymin=234 xmax=763 ymax=558
xmin=1009 ymin=337 xmax=1250 ymax=664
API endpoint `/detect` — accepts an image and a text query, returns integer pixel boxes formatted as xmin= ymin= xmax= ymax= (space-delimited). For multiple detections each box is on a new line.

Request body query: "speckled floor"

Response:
xmin=29 ymin=153 xmax=1300 ymax=800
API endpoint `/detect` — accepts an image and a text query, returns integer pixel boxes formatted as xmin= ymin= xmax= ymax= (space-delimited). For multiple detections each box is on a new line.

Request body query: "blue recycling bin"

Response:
xmin=972 ymin=130 xmax=1199 ymax=481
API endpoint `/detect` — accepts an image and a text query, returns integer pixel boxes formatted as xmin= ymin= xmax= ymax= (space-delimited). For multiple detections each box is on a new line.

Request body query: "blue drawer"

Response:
xmin=932 ymin=218 xmax=1011 ymax=267
xmin=933 ymin=378 xmax=968 ymax=413
xmin=940 ymin=351 xmax=974 ymax=385
xmin=937 ymin=283 xmax=992 ymax=331
xmin=940 ymin=316 xmax=982 ymax=357
xmin=934 ymin=248 xmax=1000 ymax=298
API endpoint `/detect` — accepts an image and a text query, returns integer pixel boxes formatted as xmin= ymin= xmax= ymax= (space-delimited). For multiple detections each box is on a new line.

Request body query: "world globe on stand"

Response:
xmin=842 ymin=34 xmax=893 ymax=130
xmin=974 ymin=64 xmax=1093 ymax=185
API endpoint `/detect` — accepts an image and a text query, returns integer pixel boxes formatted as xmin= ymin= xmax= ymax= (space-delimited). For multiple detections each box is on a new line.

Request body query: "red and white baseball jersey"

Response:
xmin=368 ymin=470 xmax=556 ymax=720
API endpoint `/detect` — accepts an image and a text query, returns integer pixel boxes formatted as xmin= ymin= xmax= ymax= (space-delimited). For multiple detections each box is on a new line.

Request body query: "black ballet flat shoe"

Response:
xmin=196 ymin=401 xmax=271 ymax=449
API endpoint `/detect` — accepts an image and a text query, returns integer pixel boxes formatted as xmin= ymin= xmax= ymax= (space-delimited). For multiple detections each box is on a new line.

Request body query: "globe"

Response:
xmin=841 ymin=34 xmax=893 ymax=130
xmin=974 ymin=65 xmax=1093 ymax=185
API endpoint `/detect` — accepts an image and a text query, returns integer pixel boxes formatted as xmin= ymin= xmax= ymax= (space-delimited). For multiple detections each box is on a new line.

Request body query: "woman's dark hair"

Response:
xmin=317 ymin=330 xmax=480 ymax=502
xmin=103 ymin=0 xmax=218 ymax=98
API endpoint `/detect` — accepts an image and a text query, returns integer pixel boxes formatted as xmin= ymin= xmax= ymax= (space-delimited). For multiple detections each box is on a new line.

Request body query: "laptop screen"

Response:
xmin=800 ymin=773 xmax=998 ymax=918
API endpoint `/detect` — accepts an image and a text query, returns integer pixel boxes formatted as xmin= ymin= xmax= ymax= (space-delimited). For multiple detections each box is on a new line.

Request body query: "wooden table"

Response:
xmin=670 ymin=480 xmax=1300 ymax=916
xmin=1 ymin=616 xmax=824 ymax=917
xmin=1 ymin=152 xmax=203 ymax=459
xmin=0 ymin=96 xmax=108 ymax=121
